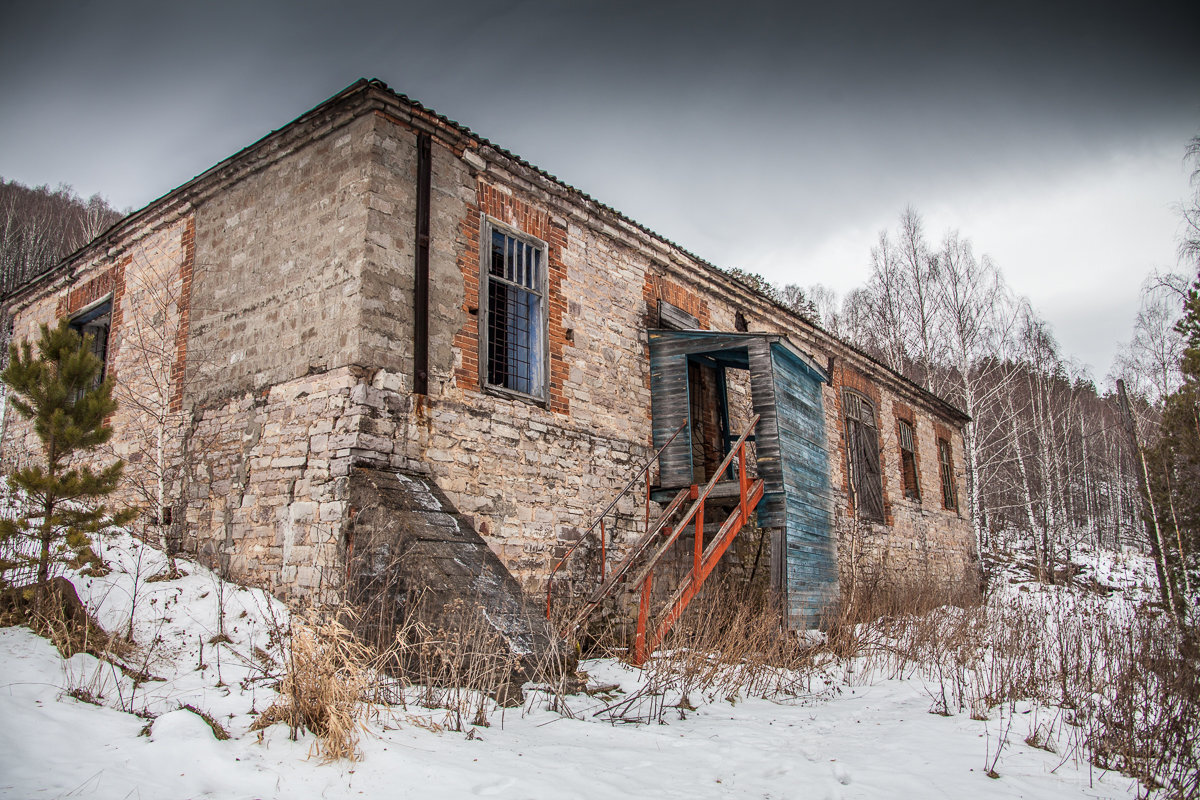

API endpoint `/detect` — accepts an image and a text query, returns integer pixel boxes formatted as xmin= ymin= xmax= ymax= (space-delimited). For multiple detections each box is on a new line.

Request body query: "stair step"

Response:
xmin=650 ymin=480 xmax=743 ymax=504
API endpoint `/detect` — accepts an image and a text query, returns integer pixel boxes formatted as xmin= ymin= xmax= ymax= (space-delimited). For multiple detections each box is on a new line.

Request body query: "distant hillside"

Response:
xmin=0 ymin=178 xmax=122 ymax=298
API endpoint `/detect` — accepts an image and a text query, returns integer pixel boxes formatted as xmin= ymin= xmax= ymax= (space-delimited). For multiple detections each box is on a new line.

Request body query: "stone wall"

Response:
xmin=181 ymin=367 xmax=361 ymax=596
xmin=364 ymin=120 xmax=979 ymax=606
xmin=186 ymin=111 xmax=378 ymax=405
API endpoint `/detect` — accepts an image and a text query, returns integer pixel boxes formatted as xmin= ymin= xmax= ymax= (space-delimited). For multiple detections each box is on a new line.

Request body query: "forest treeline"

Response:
xmin=766 ymin=136 xmax=1200 ymax=623
xmin=0 ymin=178 xmax=122 ymax=297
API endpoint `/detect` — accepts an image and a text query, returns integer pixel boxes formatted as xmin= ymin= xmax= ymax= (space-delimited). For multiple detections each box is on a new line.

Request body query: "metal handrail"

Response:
xmin=627 ymin=414 xmax=760 ymax=591
xmin=545 ymin=418 xmax=688 ymax=616
xmin=632 ymin=414 xmax=763 ymax=663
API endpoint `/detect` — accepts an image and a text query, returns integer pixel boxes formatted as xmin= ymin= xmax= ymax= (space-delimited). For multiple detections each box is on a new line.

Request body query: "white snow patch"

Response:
xmin=0 ymin=524 xmax=1154 ymax=799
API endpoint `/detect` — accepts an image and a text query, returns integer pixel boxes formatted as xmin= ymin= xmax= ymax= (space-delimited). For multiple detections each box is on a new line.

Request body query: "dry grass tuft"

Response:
xmin=253 ymin=606 xmax=374 ymax=761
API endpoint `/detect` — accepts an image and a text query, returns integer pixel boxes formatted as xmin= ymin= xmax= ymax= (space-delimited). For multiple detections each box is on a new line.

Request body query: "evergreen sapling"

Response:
xmin=0 ymin=319 xmax=133 ymax=610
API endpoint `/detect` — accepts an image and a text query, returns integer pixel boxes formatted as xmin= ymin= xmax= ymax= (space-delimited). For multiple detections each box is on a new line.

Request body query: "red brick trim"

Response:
xmin=934 ymin=421 xmax=961 ymax=513
xmin=59 ymin=261 xmax=125 ymax=319
xmin=453 ymin=180 xmax=570 ymax=415
xmin=892 ymin=402 xmax=922 ymax=503
xmin=56 ymin=259 xmax=127 ymax=386
xmin=453 ymin=207 xmax=482 ymax=388
xmin=642 ymin=274 xmax=711 ymax=329
xmin=169 ymin=217 xmax=196 ymax=413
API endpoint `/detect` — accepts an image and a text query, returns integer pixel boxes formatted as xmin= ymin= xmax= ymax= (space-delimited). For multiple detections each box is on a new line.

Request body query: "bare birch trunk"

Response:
xmin=1116 ymin=379 xmax=1179 ymax=623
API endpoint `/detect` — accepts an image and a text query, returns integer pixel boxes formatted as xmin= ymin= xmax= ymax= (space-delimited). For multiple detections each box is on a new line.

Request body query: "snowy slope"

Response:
xmin=0 ymin=533 xmax=1146 ymax=800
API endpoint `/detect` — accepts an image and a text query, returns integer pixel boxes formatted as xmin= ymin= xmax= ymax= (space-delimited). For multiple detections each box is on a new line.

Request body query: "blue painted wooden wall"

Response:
xmin=767 ymin=343 xmax=836 ymax=629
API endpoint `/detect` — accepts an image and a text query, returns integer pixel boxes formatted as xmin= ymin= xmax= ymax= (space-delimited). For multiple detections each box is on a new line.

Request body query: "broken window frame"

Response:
xmin=842 ymin=389 xmax=884 ymax=522
xmin=897 ymin=418 xmax=920 ymax=501
xmin=69 ymin=297 xmax=112 ymax=395
xmin=478 ymin=217 xmax=548 ymax=404
xmin=938 ymin=437 xmax=957 ymax=511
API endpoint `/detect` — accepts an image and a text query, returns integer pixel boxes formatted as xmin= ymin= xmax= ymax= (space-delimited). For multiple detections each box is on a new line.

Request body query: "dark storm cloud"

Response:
xmin=1 ymin=1 xmax=1196 ymax=375
xmin=3 ymin=1 xmax=1194 ymax=207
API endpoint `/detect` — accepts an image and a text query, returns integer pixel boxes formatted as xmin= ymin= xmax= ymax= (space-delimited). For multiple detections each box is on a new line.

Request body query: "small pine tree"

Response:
xmin=0 ymin=319 xmax=132 ymax=608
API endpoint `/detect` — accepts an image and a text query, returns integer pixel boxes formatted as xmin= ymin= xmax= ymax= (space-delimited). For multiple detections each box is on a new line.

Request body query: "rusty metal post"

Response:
xmin=635 ymin=570 xmax=653 ymax=664
xmin=739 ymin=441 xmax=749 ymax=520
xmin=599 ymin=518 xmax=607 ymax=582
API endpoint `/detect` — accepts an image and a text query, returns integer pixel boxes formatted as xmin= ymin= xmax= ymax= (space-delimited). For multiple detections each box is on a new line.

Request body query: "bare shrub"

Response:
xmin=821 ymin=570 xmax=1197 ymax=797
xmin=368 ymin=592 xmax=585 ymax=728
xmin=601 ymin=579 xmax=832 ymax=723
xmin=253 ymin=606 xmax=374 ymax=761
xmin=393 ymin=596 xmax=523 ymax=728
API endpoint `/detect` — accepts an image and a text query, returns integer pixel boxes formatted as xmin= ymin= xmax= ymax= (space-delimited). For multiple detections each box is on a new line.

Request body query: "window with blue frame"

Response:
xmin=481 ymin=221 xmax=546 ymax=401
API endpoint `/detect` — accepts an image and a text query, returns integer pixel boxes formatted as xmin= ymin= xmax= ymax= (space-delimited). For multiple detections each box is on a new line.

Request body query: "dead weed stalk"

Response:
xmin=824 ymin=571 xmax=1197 ymax=796
xmin=253 ymin=605 xmax=378 ymax=761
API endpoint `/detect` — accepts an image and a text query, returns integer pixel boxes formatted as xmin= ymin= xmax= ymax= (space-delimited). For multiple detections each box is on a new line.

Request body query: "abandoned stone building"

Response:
xmin=0 ymin=79 xmax=975 ymax=654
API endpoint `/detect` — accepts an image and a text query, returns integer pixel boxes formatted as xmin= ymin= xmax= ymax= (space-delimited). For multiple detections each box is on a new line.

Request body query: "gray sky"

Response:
xmin=2 ymin=0 xmax=1197 ymax=380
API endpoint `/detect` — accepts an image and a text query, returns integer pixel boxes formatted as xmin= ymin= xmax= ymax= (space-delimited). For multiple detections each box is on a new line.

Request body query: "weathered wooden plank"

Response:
xmin=769 ymin=341 xmax=837 ymax=630
xmin=649 ymin=346 xmax=692 ymax=488
xmin=657 ymin=300 xmax=700 ymax=330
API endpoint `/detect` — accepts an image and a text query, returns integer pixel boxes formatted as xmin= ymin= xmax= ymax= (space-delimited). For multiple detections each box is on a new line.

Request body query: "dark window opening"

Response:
xmin=482 ymin=224 xmax=546 ymax=399
xmin=843 ymin=390 xmax=884 ymax=522
xmin=898 ymin=419 xmax=920 ymax=501
xmin=938 ymin=438 xmax=957 ymax=511
xmin=69 ymin=299 xmax=112 ymax=384
xmin=687 ymin=357 xmax=729 ymax=484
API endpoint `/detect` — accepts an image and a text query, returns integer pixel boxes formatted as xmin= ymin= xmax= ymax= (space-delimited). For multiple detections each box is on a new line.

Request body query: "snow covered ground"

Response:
xmin=0 ymin=532 xmax=1148 ymax=800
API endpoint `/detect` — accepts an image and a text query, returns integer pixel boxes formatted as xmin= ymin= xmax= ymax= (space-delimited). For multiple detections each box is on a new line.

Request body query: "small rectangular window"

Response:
xmin=938 ymin=438 xmax=957 ymax=511
xmin=69 ymin=299 xmax=112 ymax=382
xmin=480 ymin=221 xmax=547 ymax=401
xmin=898 ymin=419 xmax=920 ymax=501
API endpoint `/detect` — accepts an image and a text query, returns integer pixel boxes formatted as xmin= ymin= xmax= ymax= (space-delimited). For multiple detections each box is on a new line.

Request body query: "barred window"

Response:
xmin=938 ymin=437 xmax=957 ymax=511
xmin=843 ymin=390 xmax=884 ymax=522
xmin=480 ymin=221 xmax=546 ymax=401
xmin=898 ymin=419 xmax=920 ymax=501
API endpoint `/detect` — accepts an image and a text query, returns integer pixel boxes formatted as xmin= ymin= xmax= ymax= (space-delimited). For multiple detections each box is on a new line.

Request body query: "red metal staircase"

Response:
xmin=546 ymin=415 xmax=764 ymax=665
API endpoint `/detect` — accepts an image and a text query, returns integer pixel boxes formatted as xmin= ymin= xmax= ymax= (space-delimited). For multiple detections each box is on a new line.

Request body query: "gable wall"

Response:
xmin=1 ymin=209 xmax=194 ymax=524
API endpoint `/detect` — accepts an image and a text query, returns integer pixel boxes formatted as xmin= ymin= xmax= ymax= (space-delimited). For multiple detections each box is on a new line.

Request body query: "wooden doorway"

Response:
xmin=688 ymin=357 xmax=729 ymax=484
